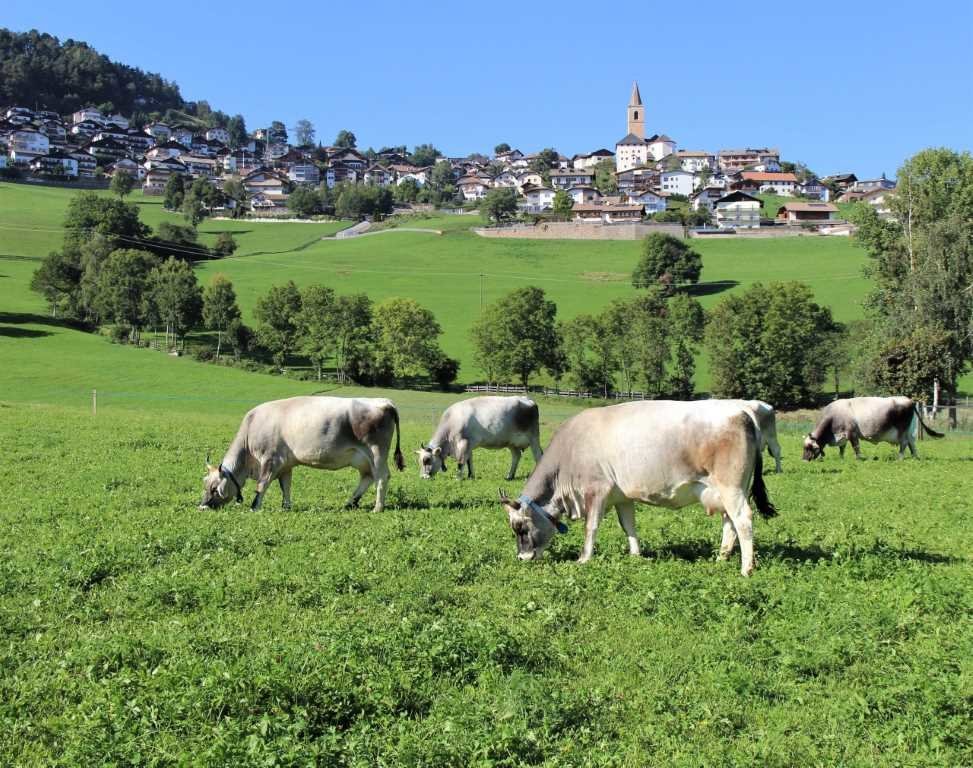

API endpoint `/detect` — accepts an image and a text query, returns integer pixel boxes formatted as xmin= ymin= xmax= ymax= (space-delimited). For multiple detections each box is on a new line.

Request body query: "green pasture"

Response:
xmin=0 ymin=400 xmax=970 ymax=765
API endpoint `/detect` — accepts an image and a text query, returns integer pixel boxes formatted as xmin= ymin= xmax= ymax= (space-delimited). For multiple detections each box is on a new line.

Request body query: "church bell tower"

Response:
xmin=627 ymin=81 xmax=644 ymax=139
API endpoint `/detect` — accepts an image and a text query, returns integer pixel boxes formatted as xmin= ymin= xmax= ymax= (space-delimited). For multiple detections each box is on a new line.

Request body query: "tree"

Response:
xmin=494 ymin=143 xmax=511 ymax=155
xmin=707 ymin=282 xmax=837 ymax=407
xmin=529 ymin=148 xmax=559 ymax=174
xmin=145 ymin=257 xmax=203 ymax=347
xmin=226 ymin=114 xmax=247 ymax=148
xmin=254 ymin=281 xmax=303 ymax=368
xmin=221 ymin=178 xmax=247 ymax=217
xmin=213 ymin=232 xmax=237 ymax=258
xmin=93 ymin=249 xmax=160 ymax=340
xmin=150 ymin=221 xmax=208 ymax=261
xmin=410 ymin=143 xmax=441 ymax=167
xmin=226 ymin=317 xmax=253 ymax=360
xmin=560 ymin=314 xmax=615 ymax=395
xmin=632 ymin=233 xmax=702 ymax=293
xmin=163 ymin=174 xmax=185 ymax=211
xmin=552 ymin=190 xmax=574 ymax=219
xmin=287 ymin=186 xmax=321 ymax=218
xmin=182 ymin=177 xmax=220 ymax=226
xmin=334 ymin=130 xmax=357 ymax=149
xmin=426 ymin=160 xmax=457 ymax=205
xmin=482 ymin=188 xmax=519 ymax=224
xmin=394 ymin=177 xmax=420 ymax=204
xmin=593 ymin=159 xmax=618 ymax=194
xmin=268 ymin=120 xmax=288 ymax=144
xmin=472 ymin=286 xmax=562 ymax=389
xmin=298 ymin=284 xmax=337 ymax=380
xmin=372 ymin=298 xmax=448 ymax=381
xmin=202 ymin=274 xmax=241 ymax=359
xmin=331 ymin=293 xmax=373 ymax=382
xmin=666 ymin=293 xmax=706 ymax=398
xmin=110 ymin=171 xmax=135 ymax=199
xmin=626 ymin=289 xmax=671 ymax=396
xmin=30 ymin=249 xmax=81 ymax=318
xmin=295 ymin=119 xmax=315 ymax=147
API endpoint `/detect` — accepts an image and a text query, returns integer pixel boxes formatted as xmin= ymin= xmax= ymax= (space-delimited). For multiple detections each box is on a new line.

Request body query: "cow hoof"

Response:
xmin=717 ymin=552 xmax=732 ymax=562
xmin=740 ymin=565 xmax=755 ymax=577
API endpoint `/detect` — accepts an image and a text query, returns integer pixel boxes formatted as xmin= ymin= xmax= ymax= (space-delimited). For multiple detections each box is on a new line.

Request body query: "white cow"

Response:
xmin=200 ymin=396 xmax=404 ymax=513
xmin=723 ymin=399 xmax=783 ymax=473
xmin=499 ymin=400 xmax=777 ymax=576
xmin=417 ymin=396 xmax=543 ymax=480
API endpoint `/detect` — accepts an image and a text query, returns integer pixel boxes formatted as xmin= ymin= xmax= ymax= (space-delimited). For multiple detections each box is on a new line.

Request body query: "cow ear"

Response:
xmin=432 ymin=446 xmax=442 ymax=457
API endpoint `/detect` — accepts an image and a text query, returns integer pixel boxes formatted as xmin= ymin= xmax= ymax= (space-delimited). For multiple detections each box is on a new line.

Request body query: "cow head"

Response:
xmin=802 ymin=435 xmax=824 ymax=461
xmin=415 ymin=444 xmax=447 ymax=479
xmin=199 ymin=457 xmax=239 ymax=509
xmin=499 ymin=488 xmax=559 ymax=561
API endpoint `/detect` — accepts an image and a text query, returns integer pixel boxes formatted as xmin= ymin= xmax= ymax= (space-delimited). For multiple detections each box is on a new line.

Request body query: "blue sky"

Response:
xmin=6 ymin=0 xmax=971 ymax=178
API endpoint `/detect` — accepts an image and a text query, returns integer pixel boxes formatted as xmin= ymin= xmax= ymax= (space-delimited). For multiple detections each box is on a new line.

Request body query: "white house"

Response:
xmin=520 ymin=185 xmax=556 ymax=213
xmin=146 ymin=140 xmax=190 ymax=161
xmin=567 ymin=185 xmax=602 ymax=206
xmin=573 ymin=149 xmax=614 ymax=170
xmin=206 ymin=127 xmax=230 ymax=144
xmin=289 ymin=162 xmax=321 ymax=185
xmin=8 ymin=129 xmax=50 ymax=163
xmin=714 ymin=191 xmax=763 ymax=230
xmin=738 ymin=171 xmax=798 ymax=196
xmin=860 ymin=187 xmax=894 ymax=219
xmin=646 ymin=134 xmax=676 ymax=162
xmin=675 ymin=150 xmax=713 ymax=173
xmin=492 ymin=171 xmax=519 ymax=188
xmin=181 ymin=154 xmax=219 ymax=178
xmin=30 ymin=149 xmax=78 ymax=177
xmin=628 ymin=188 xmax=667 ymax=213
xmin=107 ymin=114 xmax=130 ymax=130
xmin=71 ymin=107 xmax=105 ymax=125
xmin=363 ymin=165 xmax=394 ymax=186
xmin=798 ymin=178 xmax=830 ymax=201
xmin=457 ymin=175 xmax=491 ymax=200
xmin=171 ymin=127 xmax=194 ymax=147
xmin=690 ymin=186 xmax=726 ymax=212
xmin=549 ymin=167 xmax=595 ymax=190
xmin=145 ymin=122 xmax=172 ymax=142
xmin=615 ymin=133 xmax=649 ymax=171
xmin=660 ymin=169 xmax=697 ymax=196
xmin=515 ymin=171 xmax=544 ymax=190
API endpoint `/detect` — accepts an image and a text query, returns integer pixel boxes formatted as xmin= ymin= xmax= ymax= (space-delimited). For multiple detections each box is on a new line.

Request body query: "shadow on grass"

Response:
xmin=683 ymin=280 xmax=739 ymax=297
xmin=0 ymin=253 xmax=42 ymax=262
xmin=0 ymin=311 xmax=72 ymax=329
xmin=0 ymin=326 xmax=52 ymax=338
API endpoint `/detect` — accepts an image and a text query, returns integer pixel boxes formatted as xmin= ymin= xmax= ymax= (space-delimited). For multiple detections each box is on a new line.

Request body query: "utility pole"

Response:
xmin=479 ymin=273 xmax=484 ymax=311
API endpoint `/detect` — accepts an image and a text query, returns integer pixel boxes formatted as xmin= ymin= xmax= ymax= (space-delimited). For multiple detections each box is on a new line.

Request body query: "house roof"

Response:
xmin=740 ymin=171 xmax=798 ymax=182
xmin=716 ymin=191 xmax=763 ymax=205
xmin=615 ymin=133 xmax=646 ymax=146
xmin=777 ymin=202 xmax=838 ymax=214
xmin=647 ymin=134 xmax=675 ymax=144
xmin=675 ymin=150 xmax=710 ymax=157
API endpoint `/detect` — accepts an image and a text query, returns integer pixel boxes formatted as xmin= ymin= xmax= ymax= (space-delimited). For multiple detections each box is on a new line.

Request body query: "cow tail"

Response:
xmin=750 ymin=451 xmax=778 ymax=519
xmin=391 ymin=405 xmax=405 ymax=471
xmin=914 ymin=404 xmax=945 ymax=439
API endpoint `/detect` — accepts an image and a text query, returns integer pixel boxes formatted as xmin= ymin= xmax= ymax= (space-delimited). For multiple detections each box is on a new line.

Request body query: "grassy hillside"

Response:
xmin=0 ymin=181 xmax=875 ymax=389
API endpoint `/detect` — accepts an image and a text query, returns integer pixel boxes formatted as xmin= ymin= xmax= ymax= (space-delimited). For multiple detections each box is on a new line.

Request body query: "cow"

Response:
xmin=417 ymin=396 xmax=543 ymax=481
xmin=802 ymin=396 xmax=944 ymax=461
xmin=723 ymin=399 xmax=783 ymax=473
xmin=498 ymin=400 xmax=777 ymax=576
xmin=199 ymin=396 xmax=404 ymax=513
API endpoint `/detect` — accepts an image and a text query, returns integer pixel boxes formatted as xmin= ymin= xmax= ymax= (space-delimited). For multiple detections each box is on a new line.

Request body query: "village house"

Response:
xmin=850 ymin=175 xmax=896 ymax=193
xmin=288 ymin=161 xmax=321 ymax=185
xmin=171 ymin=127 xmax=194 ymax=147
xmin=30 ymin=148 xmax=78 ymax=177
xmin=799 ymin=177 xmax=830 ymax=201
xmin=646 ymin=134 xmax=676 ymax=162
xmin=567 ymin=185 xmax=602 ymax=205
xmin=776 ymin=201 xmax=838 ymax=224
xmin=70 ymin=151 xmax=97 ymax=177
xmin=457 ymin=175 xmax=491 ymax=200
xmin=143 ymin=167 xmax=176 ymax=195
xmin=515 ymin=170 xmax=544 ymax=190
xmin=85 ymin=136 xmax=130 ymax=164
xmin=520 ymin=185 xmax=556 ymax=213
xmin=660 ymin=168 xmax=696 ymax=196
xmin=572 ymin=148 xmax=614 ymax=170
xmin=714 ymin=191 xmax=763 ymax=230
xmin=738 ymin=171 xmax=799 ymax=196
xmin=675 ymin=150 xmax=713 ymax=173
xmin=491 ymin=170 xmax=519 ymax=188
xmin=363 ymin=165 xmax=395 ymax=186
xmin=627 ymin=188 xmax=668 ymax=213
xmin=71 ymin=107 xmax=104 ymax=125
xmin=615 ymin=132 xmax=649 ymax=172
xmin=615 ymin=165 xmax=657 ymax=192
xmin=717 ymin=147 xmax=780 ymax=173
xmin=206 ymin=127 xmax=230 ymax=144
xmin=108 ymin=157 xmax=143 ymax=179
xmin=823 ymin=173 xmax=857 ymax=194
xmin=147 ymin=140 xmax=190 ymax=161
xmin=144 ymin=122 xmax=173 ymax=142
xmin=70 ymin=119 xmax=102 ymax=139
xmin=573 ymin=202 xmax=644 ymax=223
xmin=181 ymin=154 xmax=219 ymax=178
xmin=690 ymin=186 xmax=726 ymax=213
xmin=859 ymin=187 xmax=894 ymax=218
xmin=549 ymin=167 xmax=595 ymax=190
xmin=242 ymin=168 xmax=291 ymax=199
xmin=8 ymin=128 xmax=50 ymax=164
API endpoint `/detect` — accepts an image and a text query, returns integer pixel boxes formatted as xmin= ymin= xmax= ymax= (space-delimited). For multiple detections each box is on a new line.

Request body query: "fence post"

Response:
xmin=92 ymin=389 xmax=97 ymax=416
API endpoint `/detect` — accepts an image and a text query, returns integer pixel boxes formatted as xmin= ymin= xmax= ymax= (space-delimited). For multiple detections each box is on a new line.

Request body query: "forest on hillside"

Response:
xmin=0 ymin=28 xmax=223 ymax=122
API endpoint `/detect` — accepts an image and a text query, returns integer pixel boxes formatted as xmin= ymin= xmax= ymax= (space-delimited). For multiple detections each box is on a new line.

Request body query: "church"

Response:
xmin=615 ymin=82 xmax=676 ymax=172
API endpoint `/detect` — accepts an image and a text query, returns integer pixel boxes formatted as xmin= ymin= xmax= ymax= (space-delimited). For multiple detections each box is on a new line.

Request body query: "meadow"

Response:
xmin=1 ymin=181 xmax=971 ymax=764
xmin=1 ymin=399 xmax=971 ymax=765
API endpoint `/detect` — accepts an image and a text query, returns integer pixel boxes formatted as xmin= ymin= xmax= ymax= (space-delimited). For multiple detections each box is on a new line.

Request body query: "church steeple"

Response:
xmin=627 ymin=81 xmax=644 ymax=139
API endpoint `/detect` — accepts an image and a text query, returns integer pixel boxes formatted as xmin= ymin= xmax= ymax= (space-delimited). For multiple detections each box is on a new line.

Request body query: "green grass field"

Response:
xmin=1 ymin=181 xmax=971 ymax=764
xmin=1 ymin=401 xmax=971 ymax=765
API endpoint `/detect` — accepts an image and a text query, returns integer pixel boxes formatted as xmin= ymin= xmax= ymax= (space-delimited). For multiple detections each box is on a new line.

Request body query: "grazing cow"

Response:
xmin=499 ymin=400 xmax=777 ymax=576
xmin=803 ymin=396 xmax=944 ymax=461
xmin=200 ymin=396 xmax=404 ymax=512
xmin=723 ymin=399 xmax=783 ymax=473
xmin=417 ymin=396 xmax=543 ymax=480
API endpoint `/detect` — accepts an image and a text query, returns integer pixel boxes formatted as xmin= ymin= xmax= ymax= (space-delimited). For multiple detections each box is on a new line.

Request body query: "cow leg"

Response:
xmin=529 ymin=434 xmax=543 ymax=463
xmin=371 ymin=447 xmax=391 ymax=513
xmin=578 ymin=492 xmax=608 ymax=563
xmin=850 ymin=434 xmax=863 ymax=460
xmin=718 ymin=511 xmax=738 ymax=560
xmin=278 ymin=469 xmax=293 ymax=510
xmin=346 ymin=455 xmax=374 ymax=509
xmin=465 ymin=448 xmax=475 ymax=480
xmin=615 ymin=501 xmax=640 ymax=556
xmin=251 ymin=460 xmax=278 ymax=510
xmin=506 ymin=447 xmax=522 ymax=481
xmin=720 ymin=487 xmax=755 ymax=576
xmin=907 ymin=432 xmax=919 ymax=459
xmin=455 ymin=440 xmax=471 ymax=480
xmin=768 ymin=437 xmax=783 ymax=473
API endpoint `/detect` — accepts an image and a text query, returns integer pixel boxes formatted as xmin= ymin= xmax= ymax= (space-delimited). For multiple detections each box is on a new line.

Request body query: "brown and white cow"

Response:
xmin=417 ymin=396 xmax=543 ymax=480
xmin=802 ymin=396 xmax=943 ymax=461
xmin=499 ymin=400 xmax=777 ymax=576
xmin=200 ymin=396 xmax=404 ymax=512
